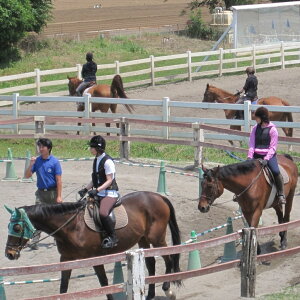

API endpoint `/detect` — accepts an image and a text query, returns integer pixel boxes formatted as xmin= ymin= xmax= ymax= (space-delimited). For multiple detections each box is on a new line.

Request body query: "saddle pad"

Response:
xmin=83 ymin=86 xmax=93 ymax=96
xmin=84 ymin=204 xmax=128 ymax=232
xmin=263 ymin=165 xmax=289 ymax=209
xmin=263 ymin=165 xmax=289 ymax=186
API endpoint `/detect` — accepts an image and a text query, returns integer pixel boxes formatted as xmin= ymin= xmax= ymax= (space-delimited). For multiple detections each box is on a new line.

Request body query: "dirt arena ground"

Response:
xmin=1 ymin=68 xmax=300 ymax=299
xmin=43 ymin=0 xmax=210 ymax=37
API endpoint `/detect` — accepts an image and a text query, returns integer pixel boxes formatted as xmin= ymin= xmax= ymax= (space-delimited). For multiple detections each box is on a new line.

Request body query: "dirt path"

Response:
xmin=1 ymin=68 xmax=300 ymax=299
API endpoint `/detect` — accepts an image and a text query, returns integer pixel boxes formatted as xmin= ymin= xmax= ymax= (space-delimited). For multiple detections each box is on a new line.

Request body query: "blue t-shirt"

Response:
xmin=31 ymin=155 xmax=62 ymax=189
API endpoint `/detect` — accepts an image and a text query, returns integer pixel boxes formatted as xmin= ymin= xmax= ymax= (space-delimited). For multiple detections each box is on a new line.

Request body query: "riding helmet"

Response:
xmin=86 ymin=52 xmax=93 ymax=62
xmin=255 ymin=107 xmax=269 ymax=123
xmin=37 ymin=138 xmax=53 ymax=153
xmin=89 ymin=135 xmax=106 ymax=152
xmin=245 ymin=66 xmax=255 ymax=74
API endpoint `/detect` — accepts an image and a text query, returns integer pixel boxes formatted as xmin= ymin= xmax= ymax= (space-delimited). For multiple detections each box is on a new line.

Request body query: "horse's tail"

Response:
xmin=111 ymin=75 xmax=135 ymax=114
xmin=281 ymin=99 xmax=293 ymax=137
xmin=161 ymin=196 xmax=182 ymax=286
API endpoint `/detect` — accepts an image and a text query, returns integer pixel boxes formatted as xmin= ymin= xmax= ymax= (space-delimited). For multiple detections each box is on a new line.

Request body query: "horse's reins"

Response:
xmin=233 ymin=162 xmax=265 ymax=202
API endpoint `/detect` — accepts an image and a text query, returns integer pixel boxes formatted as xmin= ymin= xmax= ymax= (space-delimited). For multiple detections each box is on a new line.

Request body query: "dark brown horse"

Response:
xmin=202 ymin=84 xmax=293 ymax=148
xmin=5 ymin=191 xmax=181 ymax=300
xmin=67 ymin=74 xmax=134 ymax=135
xmin=198 ymin=155 xmax=298 ymax=253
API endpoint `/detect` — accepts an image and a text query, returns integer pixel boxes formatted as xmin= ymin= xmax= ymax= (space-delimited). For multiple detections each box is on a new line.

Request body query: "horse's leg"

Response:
xmin=93 ymin=264 xmax=113 ymax=300
xmin=242 ymin=209 xmax=262 ymax=255
xmin=110 ymin=104 xmax=119 ymax=136
xmin=280 ymin=188 xmax=295 ymax=250
xmin=77 ymin=104 xmax=84 ymax=135
xmin=273 ymin=205 xmax=285 ymax=249
xmin=60 ymin=256 xmax=72 ymax=293
xmin=229 ymin=125 xmax=242 ymax=146
xmin=139 ymin=238 xmax=156 ymax=300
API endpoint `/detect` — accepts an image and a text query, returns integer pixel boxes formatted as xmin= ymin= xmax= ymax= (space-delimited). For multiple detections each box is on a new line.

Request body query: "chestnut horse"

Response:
xmin=202 ymin=84 xmax=293 ymax=148
xmin=67 ymin=74 xmax=134 ymax=135
xmin=198 ymin=155 xmax=298 ymax=253
xmin=5 ymin=191 xmax=181 ymax=300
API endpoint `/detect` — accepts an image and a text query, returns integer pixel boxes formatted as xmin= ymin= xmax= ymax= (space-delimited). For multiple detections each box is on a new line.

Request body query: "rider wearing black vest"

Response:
xmin=247 ymin=107 xmax=286 ymax=205
xmin=78 ymin=135 xmax=119 ymax=248
xmin=234 ymin=66 xmax=258 ymax=119
xmin=76 ymin=52 xmax=97 ymax=96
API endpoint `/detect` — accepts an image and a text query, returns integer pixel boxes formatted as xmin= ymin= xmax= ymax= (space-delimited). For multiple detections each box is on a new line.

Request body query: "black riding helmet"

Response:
xmin=86 ymin=52 xmax=93 ymax=62
xmin=89 ymin=135 xmax=106 ymax=153
xmin=255 ymin=107 xmax=269 ymax=123
xmin=37 ymin=138 xmax=53 ymax=153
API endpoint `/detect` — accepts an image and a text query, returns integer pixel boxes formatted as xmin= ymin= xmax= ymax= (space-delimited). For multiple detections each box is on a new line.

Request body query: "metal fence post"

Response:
xmin=35 ymin=68 xmax=41 ymax=96
xmin=12 ymin=93 xmax=19 ymax=134
xmin=84 ymin=94 xmax=90 ymax=135
xmin=281 ymin=41 xmax=285 ymax=70
xmin=120 ymin=117 xmax=130 ymax=160
xmin=192 ymin=122 xmax=203 ymax=168
xmin=162 ymin=97 xmax=170 ymax=139
xmin=244 ymin=100 xmax=251 ymax=133
xmin=252 ymin=45 xmax=256 ymax=70
xmin=219 ymin=48 xmax=224 ymax=76
xmin=150 ymin=55 xmax=155 ymax=86
xmin=187 ymin=51 xmax=192 ymax=81
xmin=126 ymin=249 xmax=146 ymax=300
xmin=240 ymin=227 xmax=257 ymax=298
xmin=34 ymin=116 xmax=45 ymax=155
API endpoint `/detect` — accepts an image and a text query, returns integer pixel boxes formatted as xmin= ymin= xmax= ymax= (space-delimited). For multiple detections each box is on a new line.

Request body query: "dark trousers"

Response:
xmin=76 ymin=81 xmax=91 ymax=95
xmin=98 ymin=196 xmax=118 ymax=218
xmin=253 ymin=153 xmax=280 ymax=176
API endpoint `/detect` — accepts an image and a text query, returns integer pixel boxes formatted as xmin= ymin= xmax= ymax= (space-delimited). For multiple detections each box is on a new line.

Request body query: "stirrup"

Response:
xmin=102 ymin=236 xmax=118 ymax=249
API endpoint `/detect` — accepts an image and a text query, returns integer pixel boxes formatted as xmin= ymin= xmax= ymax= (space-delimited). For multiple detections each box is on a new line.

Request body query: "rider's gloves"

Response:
xmin=78 ymin=188 xmax=88 ymax=198
xmin=88 ymin=189 xmax=98 ymax=198
xmin=260 ymin=159 xmax=268 ymax=166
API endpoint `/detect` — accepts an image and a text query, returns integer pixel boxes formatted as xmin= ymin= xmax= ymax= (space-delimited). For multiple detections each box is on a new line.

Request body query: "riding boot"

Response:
xmin=29 ymin=230 xmax=41 ymax=250
xmin=101 ymin=214 xmax=118 ymax=248
xmin=274 ymin=173 xmax=286 ymax=205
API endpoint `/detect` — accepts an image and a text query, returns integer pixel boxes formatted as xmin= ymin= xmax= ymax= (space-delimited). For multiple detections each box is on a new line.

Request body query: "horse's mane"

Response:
xmin=218 ymin=160 xmax=257 ymax=178
xmin=22 ymin=201 xmax=85 ymax=218
xmin=208 ymin=85 xmax=234 ymax=97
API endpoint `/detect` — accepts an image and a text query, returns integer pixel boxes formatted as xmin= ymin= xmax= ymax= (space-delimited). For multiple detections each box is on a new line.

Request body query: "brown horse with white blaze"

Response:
xmin=202 ymin=84 xmax=293 ymax=149
xmin=198 ymin=155 xmax=298 ymax=253
xmin=67 ymin=74 xmax=134 ymax=135
xmin=5 ymin=191 xmax=181 ymax=300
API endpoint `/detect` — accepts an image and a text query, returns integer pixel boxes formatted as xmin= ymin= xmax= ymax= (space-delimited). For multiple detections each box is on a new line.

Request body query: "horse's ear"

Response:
xmin=206 ymin=83 xmax=209 ymax=88
xmin=67 ymin=75 xmax=70 ymax=80
xmin=4 ymin=205 xmax=14 ymax=215
xmin=212 ymin=165 xmax=220 ymax=176
xmin=14 ymin=208 xmax=21 ymax=218
xmin=201 ymin=164 xmax=207 ymax=173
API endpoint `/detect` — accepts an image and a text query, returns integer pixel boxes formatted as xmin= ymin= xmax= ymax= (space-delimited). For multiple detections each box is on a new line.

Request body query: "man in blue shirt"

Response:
xmin=25 ymin=138 xmax=63 ymax=249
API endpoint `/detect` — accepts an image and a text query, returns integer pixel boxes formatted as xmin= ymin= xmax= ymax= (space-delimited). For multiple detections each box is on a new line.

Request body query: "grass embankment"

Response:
xmin=0 ymin=138 xmax=247 ymax=166
xmin=259 ymin=285 xmax=300 ymax=299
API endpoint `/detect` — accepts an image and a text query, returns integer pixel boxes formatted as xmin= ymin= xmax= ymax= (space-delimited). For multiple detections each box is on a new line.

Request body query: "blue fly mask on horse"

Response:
xmin=5 ymin=205 xmax=36 ymax=241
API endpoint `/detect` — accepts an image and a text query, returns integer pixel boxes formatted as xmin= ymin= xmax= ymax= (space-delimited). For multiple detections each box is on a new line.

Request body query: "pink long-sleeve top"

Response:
xmin=247 ymin=122 xmax=278 ymax=160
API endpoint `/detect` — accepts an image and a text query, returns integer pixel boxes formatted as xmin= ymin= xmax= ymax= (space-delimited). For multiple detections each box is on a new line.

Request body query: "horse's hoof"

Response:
xmin=165 ymin=289 xmax=176 ymax=300
xmin=281 ymin=244 xmax=287 ymax=250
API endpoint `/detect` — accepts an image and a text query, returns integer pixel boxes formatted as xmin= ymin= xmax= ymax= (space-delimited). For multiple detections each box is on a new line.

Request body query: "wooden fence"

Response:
xmin=0 ymin=95 xmax=300 ymax=148
xmin=1 ymin=220 xmax=300 ymax=299
xmin=0 ymin=42 xmax=300 ymax=96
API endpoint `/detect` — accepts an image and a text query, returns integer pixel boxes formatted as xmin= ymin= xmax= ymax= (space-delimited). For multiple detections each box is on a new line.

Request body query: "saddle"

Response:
xmin=84 ymin=196 xmax=128 ymax=232
xmin=263 ymin=165 xmax=289 ymax=209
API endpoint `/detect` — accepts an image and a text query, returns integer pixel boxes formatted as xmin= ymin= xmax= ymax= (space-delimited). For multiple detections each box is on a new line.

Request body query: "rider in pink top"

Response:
xmin=247 ymin=107 xmax=286 ymax=205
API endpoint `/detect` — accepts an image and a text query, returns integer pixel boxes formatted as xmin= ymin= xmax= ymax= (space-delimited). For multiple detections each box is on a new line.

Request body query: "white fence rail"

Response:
xmin=1 ymin=42 xmax=300 ymax=96
xmin=0 ymin=95 xmax=299 ymax=146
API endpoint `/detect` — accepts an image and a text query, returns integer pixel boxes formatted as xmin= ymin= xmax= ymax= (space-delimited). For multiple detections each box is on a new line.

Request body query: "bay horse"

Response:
xmin=202 ymin=84 xmax=293 ymax=149
xmin=5 ymin=191 xmax=181 ymax=300
xmin=67 ymin=74 xmax=134 ymax=135
xmin=198 ymin=155 xmax=298 ymax=253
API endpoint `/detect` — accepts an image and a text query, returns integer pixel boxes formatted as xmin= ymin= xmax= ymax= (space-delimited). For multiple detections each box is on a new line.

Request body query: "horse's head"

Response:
xmin=67 ymin=76 xmax=82 ymax=96
xmin=198 ymin=166 xmax=224 ymax=213
xmin=4 ymin=206 xmax=35 ymax=260
xmin=203 ymin=83 xmax=216 ymax=103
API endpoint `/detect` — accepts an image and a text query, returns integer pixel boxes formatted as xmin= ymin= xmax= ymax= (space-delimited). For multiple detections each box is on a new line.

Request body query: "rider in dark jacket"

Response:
xmin=76 ymin=52 xmax=97 ymax=96
xmin=235 ymin=66 xmax=258 ymax=119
